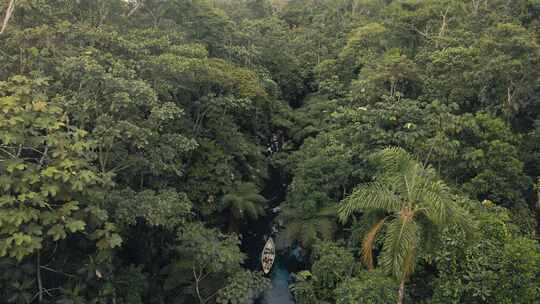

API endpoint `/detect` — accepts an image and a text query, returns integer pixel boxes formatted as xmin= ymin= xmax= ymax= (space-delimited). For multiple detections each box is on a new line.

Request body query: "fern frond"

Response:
xmin=221 ymin=182 xmax=267 ymax=221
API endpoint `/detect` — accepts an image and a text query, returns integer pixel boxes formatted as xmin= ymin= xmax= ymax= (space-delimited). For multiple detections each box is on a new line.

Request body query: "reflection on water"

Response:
xmin=254 ymin=257 xmax=295 ymax=304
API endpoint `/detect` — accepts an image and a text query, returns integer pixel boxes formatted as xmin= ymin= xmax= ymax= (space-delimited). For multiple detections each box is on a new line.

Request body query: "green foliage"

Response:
xmin=496 ymin=237 xmax=540 ymax=303
xmin=221 ymin=182 xmax=267 ymax=224
xmin=311 ymin=241 xmax=354 ymax=292
xmin=352 ymin=48 xmax=418 ymax=102
xmin=111 ymin=188 xmax=192 ymax=229
xmin=289 ymin=241 xmax=356 ymax=303
xmin=115 ymin=265 xmax=148 ymax=304
xmin=161 ymin=223 xmax=266 ymax=303
xmin=339 ymin=148 xmax=473 ymax=279
xmin=447 ymin=113 xmax=532 ymax=207
xmin=0 ymin=259 xmax=35 ymax=304
xmin=431 ymin=203 xmax=540 ymax=304
xmin=338 ymin=147 xmax=474 ymax=303
xmin=289 ymin=271 xmax=319 ymax=304
xmin=2 ymin=0 xmax=540 ymax=303
xmin=216 ymin=270 xmax=270 ymax=304
xmin=335 ymin=270 xmax=398 ymax=304
xmin=0 ymin=1 xmax=287 ymax=301
xmin=176 ymin=222 xmax=244 ymax=277
xmin=279 ymin=202 xmax=336 ymax=248
xmin=0 ymin=76 xmax=118 ymax=260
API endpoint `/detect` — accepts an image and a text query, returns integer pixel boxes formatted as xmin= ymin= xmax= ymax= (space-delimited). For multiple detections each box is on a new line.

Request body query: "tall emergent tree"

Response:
xmin=338 ymin=147 xmax=473 ymax=304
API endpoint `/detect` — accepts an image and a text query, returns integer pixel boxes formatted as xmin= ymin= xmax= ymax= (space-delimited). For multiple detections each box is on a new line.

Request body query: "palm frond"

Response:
xmin=380 ymin=216 xmax=419 ymax=280
xmin=401 ymin=242 xmax=417 ymax=282
xmin=417 ymin=180 xmax=451 ymax=225
xmin=362 ymin=217 xmax=387 ymax=271
xmin=374 ymin=147 xmax=417 ymax=176
xmin=341 ymin=146 xmax=476 ymax=285
xmin=338 ymin=181 xmax=401 ymax=223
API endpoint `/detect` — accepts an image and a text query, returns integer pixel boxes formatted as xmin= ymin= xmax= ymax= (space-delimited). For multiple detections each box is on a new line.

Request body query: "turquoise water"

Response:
xmin=255 ymin=257 xmax=295 ymax=304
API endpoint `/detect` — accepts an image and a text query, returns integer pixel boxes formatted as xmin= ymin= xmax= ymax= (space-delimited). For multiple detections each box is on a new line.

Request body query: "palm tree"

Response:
xmin=338 ymin=147 xmax=473 ymax=304
xmin=221 ymin=182 xmax=266 ymax=231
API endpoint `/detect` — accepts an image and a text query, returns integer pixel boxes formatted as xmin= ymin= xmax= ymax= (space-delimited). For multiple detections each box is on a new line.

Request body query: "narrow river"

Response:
xmin=241 ymin=213 xmax=297 ymax=303
xmin=242 ymin=228 xmax=296 ymax=304
xmin=254 ymin=254 xmax=295 ymax=304
xmin=243 ymin=167 xmax=296 ymax=303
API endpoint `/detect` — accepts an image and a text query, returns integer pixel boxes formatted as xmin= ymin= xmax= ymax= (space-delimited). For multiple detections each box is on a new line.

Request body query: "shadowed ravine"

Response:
xmin=239 ymin=166 xmax=295 ymax=303
xmin=254 ymin=256 xmax=295 ymax=304
xmin=242 ymin=218 xmax=296 ymax=304
xmin=241 ymin=223 xmax=296 ymax=304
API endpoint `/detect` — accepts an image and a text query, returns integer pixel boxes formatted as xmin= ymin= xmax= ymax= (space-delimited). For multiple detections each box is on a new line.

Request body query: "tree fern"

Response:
xmin=221 ymin=182 xmax=266 ymax=230
xmin=280 ymin=204 xmax=336 ymax=248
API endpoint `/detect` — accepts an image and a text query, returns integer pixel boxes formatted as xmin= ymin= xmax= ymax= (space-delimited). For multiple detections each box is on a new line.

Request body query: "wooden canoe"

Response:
xmin=261 ymin=237 xmax=275 ymax=274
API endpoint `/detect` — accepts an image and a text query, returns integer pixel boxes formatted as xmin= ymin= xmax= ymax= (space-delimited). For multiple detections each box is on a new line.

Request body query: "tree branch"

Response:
xmin=40 ymin=265 xmax=77 ymax=278
xmin=0 ymin=0 xmax=16 ymax=35
xmin=126 ymin=0 xmax=142 ymax=17
xmin=203 ymin=288 xmax=221 ymax=304
xmin=39 ymin=145 xmax=48 ymax=166
xmin=37 ymin=250 xmax=43 ymax=302
xmin=0 ymin=147 xmax=17 ymax=158
xmin=193 ymin=266 xmax=205 ymax=304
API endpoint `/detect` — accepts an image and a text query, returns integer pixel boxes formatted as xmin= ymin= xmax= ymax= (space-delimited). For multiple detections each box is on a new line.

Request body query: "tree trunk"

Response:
xmin=397 ymin=279 xmax=406 ymax=304
xmin=37 ymin=250 xmax=43 ymax=302
xmin=228 ymin=212 xmax=238 ymax=234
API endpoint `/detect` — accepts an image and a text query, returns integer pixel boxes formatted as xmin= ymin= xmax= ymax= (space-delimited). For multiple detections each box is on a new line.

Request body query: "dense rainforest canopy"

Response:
xmin=1 ymin=0 xmax=540 ymax=303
